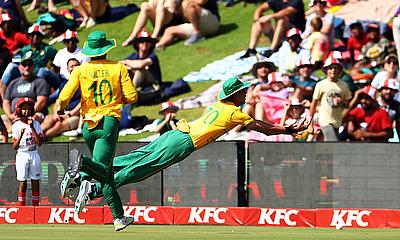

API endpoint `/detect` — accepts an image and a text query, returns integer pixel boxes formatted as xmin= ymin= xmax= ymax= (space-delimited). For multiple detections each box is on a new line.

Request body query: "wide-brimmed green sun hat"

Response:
xmin=218 ymin=77 xmax=251 ymax=100
xmin=81 ymin=31 xmax=116 ymax=57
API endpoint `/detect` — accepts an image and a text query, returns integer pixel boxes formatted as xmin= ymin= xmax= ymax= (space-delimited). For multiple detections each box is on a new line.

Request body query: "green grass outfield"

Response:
xmin=1 ymin=225 xmax=400 ymax=240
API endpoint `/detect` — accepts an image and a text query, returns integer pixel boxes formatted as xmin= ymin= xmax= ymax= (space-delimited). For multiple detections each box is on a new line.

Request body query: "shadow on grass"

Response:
xmin=217 ymin=23 xmax=239 ymax=36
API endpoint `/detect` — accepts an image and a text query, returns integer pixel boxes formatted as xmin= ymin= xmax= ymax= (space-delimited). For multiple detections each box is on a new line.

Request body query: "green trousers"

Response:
xmin=80 ymin=116 xmax=124 ymax=219
xmin=93 ymin=130 xmax=195 ymax=196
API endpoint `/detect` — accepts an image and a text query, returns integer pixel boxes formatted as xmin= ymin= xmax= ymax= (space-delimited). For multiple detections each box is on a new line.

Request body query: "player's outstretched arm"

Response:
xmin=247 ymin=116 xmax=311 ymax=136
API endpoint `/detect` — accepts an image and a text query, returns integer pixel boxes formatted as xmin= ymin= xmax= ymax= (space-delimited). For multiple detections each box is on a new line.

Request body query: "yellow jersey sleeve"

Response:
xmin=59 ymin=66 xmax=80 ymax=110
xmin=120 ymin=64 xmax=138 ymax=104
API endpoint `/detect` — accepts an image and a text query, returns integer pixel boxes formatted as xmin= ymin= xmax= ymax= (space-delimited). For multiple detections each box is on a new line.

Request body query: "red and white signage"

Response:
xmin=174 ymin=207 xmax=244 ymax=225
xmin=1 ymin=206 xmax=400 ymax=228
xmin=316 ymin=209 xmax=386 ymax=228
xmin=103 ymin=206 xmax=173 ymax=224
xmin=244 ymin=208 xmax=315 ymax=227
xmin=0 ymin=207 xmax=34 ymax=224
xmin=35 ymin=206 xmax=103 ymax=224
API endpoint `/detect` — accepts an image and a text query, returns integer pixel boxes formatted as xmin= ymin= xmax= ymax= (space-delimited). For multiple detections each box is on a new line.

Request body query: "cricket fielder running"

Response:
xmin=58 ymin=31 xmax=138 ymax=231
xmin=61 ymin=77 xmax=310 ymax=214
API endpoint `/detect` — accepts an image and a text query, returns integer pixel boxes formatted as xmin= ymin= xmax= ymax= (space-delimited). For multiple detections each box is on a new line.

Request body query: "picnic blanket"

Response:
xmin=183 ymin=47 xmax=270 ymax=82
xmin=333 ymin=0 xmax=399 ymax=24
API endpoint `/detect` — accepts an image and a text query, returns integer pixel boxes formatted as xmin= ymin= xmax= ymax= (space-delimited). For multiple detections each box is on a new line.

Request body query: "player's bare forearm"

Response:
xmin=246 ymin=120 xmax=287 ymax=135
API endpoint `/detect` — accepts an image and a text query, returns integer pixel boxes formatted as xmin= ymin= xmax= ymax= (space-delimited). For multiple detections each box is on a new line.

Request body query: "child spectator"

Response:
xmin=280 ymin=98 xmax=310 ymax=141
xmin=274 ymin=28 xmax=310 ymax=75
xmin=304 ymin=17 xmax=329 ymax=66
xmin=290 ymin=57 xmax=319 ymax=101
xmin=309 ymin=57 xmax=352 ymax=141
xmin=12 ymin=97 xmax=44 ymax=206
xmin=302 ymin=0 xmax=335 ymax=48
xmin=348 ymin=86 xmax=393 ymax=142
xmin=347 ymin=21 xmax=368 ymax=64
xmin=153 ymin=101 xmax=179 ymax=135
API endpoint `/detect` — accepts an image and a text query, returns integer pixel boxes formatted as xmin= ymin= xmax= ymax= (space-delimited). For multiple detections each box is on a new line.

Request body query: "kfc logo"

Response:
xmin=258 ymin=209 xmax=299 ymax=226
xmin=48 ymin=208 xmax=86 ymax=224
xmin=124 ymin=206 xmax=157 ymax=222
xmin=188 ymin=207 xmax=227 ymax=224
xmin=330 ymin=210 xmax=371 ymax=227
xmin=0 ymin=208 xmax=18 ymax=223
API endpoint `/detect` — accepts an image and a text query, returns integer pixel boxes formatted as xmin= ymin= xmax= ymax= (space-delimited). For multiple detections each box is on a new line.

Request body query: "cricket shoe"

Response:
xmin=74 ymin=180 xmax=91 ymax=214
xmin=68 ymin=149 xmax=82 ymax=178
xmin=60 ymin=172 xmax=79 ymax=198
xmin=114 ymin=216 xmax=134 ymax=231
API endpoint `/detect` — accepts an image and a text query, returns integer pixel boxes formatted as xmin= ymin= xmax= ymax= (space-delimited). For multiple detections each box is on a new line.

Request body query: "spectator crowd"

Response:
xmin=0 ymin=0 xmax=399 ymax=143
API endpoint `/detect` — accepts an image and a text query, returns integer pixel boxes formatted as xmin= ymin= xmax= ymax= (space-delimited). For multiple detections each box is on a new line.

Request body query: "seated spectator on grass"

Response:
xmin=301 ymin=0 xmax=334 ymax=49
xmin=393 ymin=7 xmax=400 ymax=63
xmin=245 ymin=72 xmax=290 ymax=124
xmin=290 ymin=57 xmax=319 ymax=101
xmin=376 ymin=79 xmax=400 ymax=131
xmin=122 ymin=0 xmax=183 ymax=46
xmin=348 ymin=86 xmax=393 ymax=142
xmin=346 ymin=21 xmax=368 ymax=64
xmin=44 ymin=30 xmax=89 ymax=103
xmin=156 ymin=0 xmax=220 ymax=48
xmin=0 ymin=116 xmax=6 ymax=142
xmin=0 ymin=24 xmax=56 ymax=99
xmin=69 ymin=0 xmax=110 ymax=28
xmin=0 ymin=0 xmax=30 ymax=29
xmin=309 ymin=57 xmax=352 ymax=141
xmin=27 ymin=0 xmax=56 ymax=13
xmin=371 ymin=54 xmax=399 ymax=89
xmin=0 ymin=13 xmax=30 ymax=56
xmin=239 ymin=0 xmax=306 ymax=59
xmin=153 ymin=101 xmax=179 ymax=135
xmin=237 ymin=61 xmax=277 ymax=128
xmin=2 ymin=53 xmax=50 ymax=133
xmin=350 ymin=23 xmax=391 ymax=82
xmin=303 ymin=17 xmax=329 ymax=66
xmin=41 ymin=58 xmax=81 ymax=140
xmin=272 ymin=28 xmax=310 ymax=75
xmin=0 ymin=38 xmax=11 ymax=82
xmin=121 ymin=29 xmax=161 ymax=89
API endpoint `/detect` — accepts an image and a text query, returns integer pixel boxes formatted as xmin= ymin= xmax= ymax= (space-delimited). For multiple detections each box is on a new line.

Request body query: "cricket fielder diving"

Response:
xmin=61 ymin=77 xmax=310 ymax=217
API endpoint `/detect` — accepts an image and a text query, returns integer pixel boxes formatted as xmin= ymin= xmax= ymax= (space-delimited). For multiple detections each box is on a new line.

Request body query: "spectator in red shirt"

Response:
xmin=0 ymin=13 xmax=30 ymax=55
xmin=346 ymin=21 xmax=367 ymax=64
xmin=347 ymin=86 xmax=393 ymax=142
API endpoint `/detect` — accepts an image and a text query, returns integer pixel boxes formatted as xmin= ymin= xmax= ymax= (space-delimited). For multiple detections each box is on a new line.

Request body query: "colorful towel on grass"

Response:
xmin=183 ymin=47 xmax=270 ymax=82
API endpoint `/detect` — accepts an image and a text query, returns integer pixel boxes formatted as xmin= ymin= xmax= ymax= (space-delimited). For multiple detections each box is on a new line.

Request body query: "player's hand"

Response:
xmin=288 ymin=116 xmax=312 ymax=133
xmin=57 ymin=109 xmax=65 ymax=116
